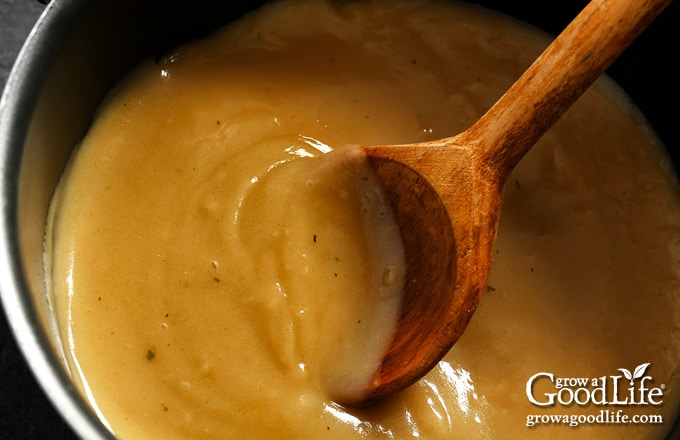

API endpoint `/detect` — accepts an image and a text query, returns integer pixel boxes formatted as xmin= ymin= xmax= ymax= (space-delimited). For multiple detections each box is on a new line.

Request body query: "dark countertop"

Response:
xmin=1 ymin=2 xmax=79 ymax=439
xmin=0 ymin=1 xmax=678 ymax=440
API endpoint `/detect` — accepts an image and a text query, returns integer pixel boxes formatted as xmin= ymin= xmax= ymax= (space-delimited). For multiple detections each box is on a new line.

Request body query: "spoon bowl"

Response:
xmin=339 ymin=0 xmax=673 ymax=407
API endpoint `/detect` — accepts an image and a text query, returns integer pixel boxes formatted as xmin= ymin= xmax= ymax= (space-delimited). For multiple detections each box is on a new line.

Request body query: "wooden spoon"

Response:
xmin=338 ymin=0 xmax=672 ymax=407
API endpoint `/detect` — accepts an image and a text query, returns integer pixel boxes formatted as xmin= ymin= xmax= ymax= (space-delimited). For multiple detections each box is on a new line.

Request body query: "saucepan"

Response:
xmin=0 ymin=0 xmax=677 ymax=438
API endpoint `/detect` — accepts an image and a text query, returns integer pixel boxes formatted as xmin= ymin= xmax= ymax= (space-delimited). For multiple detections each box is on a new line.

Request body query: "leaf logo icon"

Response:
xmin=618 ymin=368 xmax=633 ymax=382
xmin=633 ymin=363 xmax=651 ymax=380
xmin=619 ymin=363 xmax=651 ymax=385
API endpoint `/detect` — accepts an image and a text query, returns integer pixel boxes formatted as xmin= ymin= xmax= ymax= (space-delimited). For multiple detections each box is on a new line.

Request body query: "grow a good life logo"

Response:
xmin=525 ymin=363 xmax=666 ymax=428
xmin=527 ymin=362 xmax=663 ymax=406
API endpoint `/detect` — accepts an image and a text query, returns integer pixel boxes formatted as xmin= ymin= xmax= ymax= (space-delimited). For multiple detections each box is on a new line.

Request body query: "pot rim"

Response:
xmin=0 ymin=0 xmax=114 ymax=438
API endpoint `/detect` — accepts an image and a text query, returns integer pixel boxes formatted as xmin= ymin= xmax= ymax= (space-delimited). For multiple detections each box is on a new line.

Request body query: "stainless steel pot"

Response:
xmin=0 ymin=1 xmax=677 ymax=438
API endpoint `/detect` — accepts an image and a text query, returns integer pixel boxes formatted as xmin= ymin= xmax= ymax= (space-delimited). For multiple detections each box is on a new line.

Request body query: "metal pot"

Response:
xmin=0 ymin=0 xmax=677 ymax=438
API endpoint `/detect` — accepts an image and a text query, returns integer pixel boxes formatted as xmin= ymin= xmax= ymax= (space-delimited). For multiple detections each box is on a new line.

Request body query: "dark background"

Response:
xmin=0 ymin=0 xmax=677 ymax=439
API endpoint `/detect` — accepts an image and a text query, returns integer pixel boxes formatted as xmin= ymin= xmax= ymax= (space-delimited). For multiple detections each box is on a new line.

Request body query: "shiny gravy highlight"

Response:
xmin=46 ymin=0 xmax=680 ymax=438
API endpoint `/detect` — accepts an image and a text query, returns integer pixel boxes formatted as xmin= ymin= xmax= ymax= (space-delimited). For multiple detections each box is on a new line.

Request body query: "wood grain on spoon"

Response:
xmin=341 ymin=0 xmax=672 ymax=407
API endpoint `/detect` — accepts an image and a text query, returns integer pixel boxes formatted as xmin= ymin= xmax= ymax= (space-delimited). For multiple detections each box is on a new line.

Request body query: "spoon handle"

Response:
xmin=468 ymin=0 xmax=672 ymax=177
